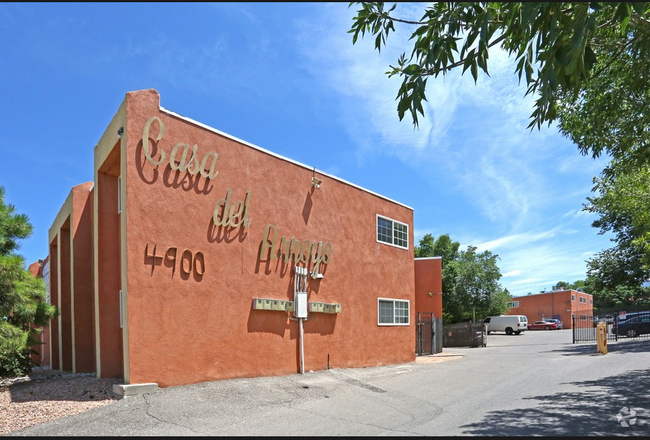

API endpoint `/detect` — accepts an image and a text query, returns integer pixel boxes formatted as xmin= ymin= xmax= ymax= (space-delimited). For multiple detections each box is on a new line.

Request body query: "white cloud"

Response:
xmin=300 ymin=3 xmax=613 ymax=296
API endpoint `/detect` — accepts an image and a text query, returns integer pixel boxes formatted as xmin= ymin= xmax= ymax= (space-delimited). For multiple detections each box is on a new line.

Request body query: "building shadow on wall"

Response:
xmin=134 ymin=140 xmax=213 ymax=196
xmin=246 ymin=309 xmax=292 ymax=337
xmin=206 ymin=221 xmax=248 ymax=245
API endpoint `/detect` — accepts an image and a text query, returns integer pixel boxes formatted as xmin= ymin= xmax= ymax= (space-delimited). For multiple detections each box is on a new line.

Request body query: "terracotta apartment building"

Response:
xmin=507 ymin=289 xmax=594 ymax=329
xmin=45 ymin=89 xmax=443 ymax=388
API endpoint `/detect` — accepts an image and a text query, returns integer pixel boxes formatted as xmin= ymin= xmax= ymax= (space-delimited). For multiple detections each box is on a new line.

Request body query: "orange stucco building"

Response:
xmin=506 ymin=289 xmax=594 ymax=329
xmin=47 ymin=89 xmax=442 ymax=388
xmin=414 ymin=257 xmax=443 ymax=319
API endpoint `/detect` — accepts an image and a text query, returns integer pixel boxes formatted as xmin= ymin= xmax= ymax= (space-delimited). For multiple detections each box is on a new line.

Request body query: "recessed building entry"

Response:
xmin=416 ymin=312 xmax=442 ymax=355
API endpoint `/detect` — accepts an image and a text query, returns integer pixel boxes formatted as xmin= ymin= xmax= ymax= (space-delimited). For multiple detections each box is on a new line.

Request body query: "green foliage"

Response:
xmin=591 ymin=284 xmax=650 ymax=310
xmin=557 ymin=20 xmax=650 ymax=170
xmin=415 ymin=233 xmax=509 ymax=323
xmin=348 ymin=2 xmax=650 ymax=142
xmin=0 ymin=186 xmax=57 ymax=378
xmin=0 ymin=321 xmax=30 ymax=378
xmin=414 ymin=233 xmax=435 ymax=258
xmin=487 ymin=287 xmax=512 ymax=318
xmin=585 ymin=164 xmax=650 ymax=268
xmin=0 ymin=187 xmax=32 ymax=256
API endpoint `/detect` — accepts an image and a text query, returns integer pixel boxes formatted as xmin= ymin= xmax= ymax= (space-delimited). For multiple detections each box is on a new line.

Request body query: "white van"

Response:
xmin=484 ymin=315 xmax=528 ymax=335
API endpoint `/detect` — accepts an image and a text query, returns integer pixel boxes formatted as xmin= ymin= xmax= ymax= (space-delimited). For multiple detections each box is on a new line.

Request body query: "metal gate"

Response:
xmin=573 ymin=311 xmax=650 ymax=343
xmin=416 ymin=312 xmax=443 ymax=355
xmin=572 ymin=314 xmax=617 ymax=343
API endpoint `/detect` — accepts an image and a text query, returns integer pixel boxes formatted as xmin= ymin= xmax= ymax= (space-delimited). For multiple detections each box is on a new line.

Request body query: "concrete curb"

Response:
xmin=112 ymin=383 xmax=159 ymax=398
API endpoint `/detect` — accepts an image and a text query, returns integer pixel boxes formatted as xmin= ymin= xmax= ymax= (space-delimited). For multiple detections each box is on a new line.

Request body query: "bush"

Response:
xmin=0 ymin=321 xmax=32 ymax=378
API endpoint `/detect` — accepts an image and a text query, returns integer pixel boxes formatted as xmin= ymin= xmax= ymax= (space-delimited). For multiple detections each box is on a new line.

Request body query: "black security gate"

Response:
xmin=416 ymin=312 xmax=443 ymax=355
xmin=572 ymin=314 xmax=616 ymax=343
xmin=573 ymin=310 xmax=650 ymax=343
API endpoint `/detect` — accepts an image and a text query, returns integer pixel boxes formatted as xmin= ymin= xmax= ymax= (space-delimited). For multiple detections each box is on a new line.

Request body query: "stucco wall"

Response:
xmin=59 ymin=227 xmax=72 ymax=371
xmin=414 ymin=257 xmax=443 ymax=320
xmin=72 ymin=183 xmax=95 ymax=373
xmin=508 ymin=290 xmax=594 ymax=329
xmin=97 ymin=89 xmax=417 ymax=387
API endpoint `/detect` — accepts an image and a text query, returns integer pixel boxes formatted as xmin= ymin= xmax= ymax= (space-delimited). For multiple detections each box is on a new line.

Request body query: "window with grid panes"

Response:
xmin=376 ymin=215 xmax=409 ymax=249
xmin=378 ymin=298 xmax=410 ymax=325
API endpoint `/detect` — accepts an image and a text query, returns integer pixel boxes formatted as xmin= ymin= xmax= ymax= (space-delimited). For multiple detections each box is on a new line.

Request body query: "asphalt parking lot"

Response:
xmin=10 ymin=329 xmax=650 ymax=436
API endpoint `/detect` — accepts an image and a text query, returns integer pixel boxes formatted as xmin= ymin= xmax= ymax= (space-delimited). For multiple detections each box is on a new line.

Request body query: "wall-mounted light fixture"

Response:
xmin=311 ymin=167 xmax=322 ymax=188
xmin=117 ymin=127 xmax=124 ymax=138
xmin=311 ymin=272 xmax=324 ymax=280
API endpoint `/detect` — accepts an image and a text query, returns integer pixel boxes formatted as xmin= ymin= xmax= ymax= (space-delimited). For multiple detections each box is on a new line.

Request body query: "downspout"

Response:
xmin=290 ymin=266 xmax=309 ymax=375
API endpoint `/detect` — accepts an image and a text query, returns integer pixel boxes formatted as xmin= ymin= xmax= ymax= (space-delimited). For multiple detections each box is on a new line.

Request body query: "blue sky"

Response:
xmin=0 ymin=3 xmax=614 ymax=297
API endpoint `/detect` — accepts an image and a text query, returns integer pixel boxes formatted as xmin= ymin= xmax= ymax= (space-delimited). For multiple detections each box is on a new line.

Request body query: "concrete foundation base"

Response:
xmin=112 ymin=383 xmax=159 ymax=398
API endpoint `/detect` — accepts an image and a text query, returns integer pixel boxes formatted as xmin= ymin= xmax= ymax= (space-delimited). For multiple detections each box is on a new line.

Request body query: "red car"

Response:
xmin=528 ymin=320 xmax=559 ymax=330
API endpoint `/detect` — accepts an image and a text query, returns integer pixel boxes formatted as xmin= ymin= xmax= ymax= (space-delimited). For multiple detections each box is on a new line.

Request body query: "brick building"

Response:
xmin=507 ymin=289 xmax=594 ymax=329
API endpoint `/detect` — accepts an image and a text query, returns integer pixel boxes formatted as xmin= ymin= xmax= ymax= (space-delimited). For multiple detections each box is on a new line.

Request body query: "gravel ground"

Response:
xmin=0 ymin=368 xmax=121 ymax=435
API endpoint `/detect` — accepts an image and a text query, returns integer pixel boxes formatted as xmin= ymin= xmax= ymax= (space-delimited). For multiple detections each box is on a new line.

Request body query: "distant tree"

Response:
xmin=591 ymin=285 xmax=650 ymax=310
xmin=414 ymin=233 xmax=435 ymax=258
xmin=584 ymin=246 xmax=650 ymax=309
xmin=487 ymin=287 xmax=511 ymax=318
xmin=554 ymin=281 xmax=571 ymax=290
xmin=445 ymin=245 xmax=509 ymax=323
xmin=585 ymin=163 xmax=650 ymax=269
xmin=0 ymin=186 xmax=57 ymax=378
xmin=415 ymin=234 xmax=508 ymax=322
xmin=568 ymin=279 xmax=588 ymax=292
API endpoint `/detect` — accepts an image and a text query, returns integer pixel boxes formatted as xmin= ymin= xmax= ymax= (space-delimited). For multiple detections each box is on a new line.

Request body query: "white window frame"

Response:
xmin=507 ymin=301 xmax=519 ymax=308
xmin=579 ymin=297 xmax=587 ymax=304
xmin=571 ymin=294 xmax=576 ymax=302
xmin=376 ymin=215 xmax=409 ymax=250
xmin=377 ymin=298 xmax=410 ymax=326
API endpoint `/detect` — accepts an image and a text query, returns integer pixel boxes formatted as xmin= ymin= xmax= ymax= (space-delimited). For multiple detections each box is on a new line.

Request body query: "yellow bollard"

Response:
xmin=596 ymin=322 xmax=608 ymax=354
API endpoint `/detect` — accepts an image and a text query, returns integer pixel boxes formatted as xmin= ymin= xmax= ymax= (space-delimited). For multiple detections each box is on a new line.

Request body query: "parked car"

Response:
xmin=527 ymin=320 xmax=559 ymax=330
xmin=593 ymin=315 xmax=614 ymax=327
xmin=543 ymin=318 xmax=563 ymax=329
xmin=615 ymin=314 xmax=650 ymax=338
xmin=483 ymin=315 xmax=528 ymax=335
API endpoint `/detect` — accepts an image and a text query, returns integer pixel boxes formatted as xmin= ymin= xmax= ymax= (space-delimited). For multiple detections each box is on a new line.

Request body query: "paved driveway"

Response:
xmin=10 ymin=330 xmax=650 ymax=436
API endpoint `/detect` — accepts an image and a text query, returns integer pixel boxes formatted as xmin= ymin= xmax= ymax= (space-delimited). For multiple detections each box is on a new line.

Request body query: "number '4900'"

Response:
xmin=145 ymin=243 xmax=205 ymax=277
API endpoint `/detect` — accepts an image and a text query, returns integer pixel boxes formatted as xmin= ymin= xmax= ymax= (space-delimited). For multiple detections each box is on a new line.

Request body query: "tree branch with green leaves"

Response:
xmin=348 ymin=2 xmax=650 ymax=133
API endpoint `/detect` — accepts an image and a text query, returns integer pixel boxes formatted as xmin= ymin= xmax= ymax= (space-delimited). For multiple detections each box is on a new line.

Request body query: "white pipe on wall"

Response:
xmin=299 ymin=318 xmax=305 ymax=375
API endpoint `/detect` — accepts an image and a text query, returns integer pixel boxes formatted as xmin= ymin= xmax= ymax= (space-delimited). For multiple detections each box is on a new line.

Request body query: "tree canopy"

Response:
xmin=350 ymin=2 xmax=650 ymax=306
xmin=0 ymin=186 xmax=56 ymax=378
xmin=348 ymin=2 xmax=650 ymax=139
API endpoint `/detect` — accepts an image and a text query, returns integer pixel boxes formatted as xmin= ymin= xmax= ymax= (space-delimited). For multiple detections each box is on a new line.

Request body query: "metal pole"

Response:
xmin=299 ymin=318 xmax=305 ymax=375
